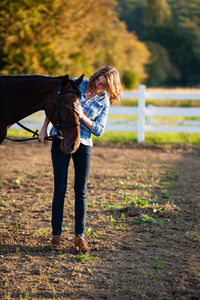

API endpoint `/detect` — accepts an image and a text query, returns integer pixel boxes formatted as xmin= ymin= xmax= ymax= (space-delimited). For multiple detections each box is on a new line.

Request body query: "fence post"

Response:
xmin=137 ymin=84 xmax=146 ymax=142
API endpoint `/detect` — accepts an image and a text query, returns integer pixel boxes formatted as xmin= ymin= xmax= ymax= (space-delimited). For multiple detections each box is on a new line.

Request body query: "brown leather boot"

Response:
xmin=74 ymin=235 xmax=90 ymax=253
xmin=51 ymin=235 xmax=60 ymax=250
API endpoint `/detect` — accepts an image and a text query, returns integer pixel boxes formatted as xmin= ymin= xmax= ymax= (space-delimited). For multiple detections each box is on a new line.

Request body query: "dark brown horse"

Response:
xmin=0 ymin=74 xmax=84 ymax=153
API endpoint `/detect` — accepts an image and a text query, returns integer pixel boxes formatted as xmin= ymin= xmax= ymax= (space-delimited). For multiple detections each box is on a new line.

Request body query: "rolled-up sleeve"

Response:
xmin=91 ymin=105 xmax=109 ymax=137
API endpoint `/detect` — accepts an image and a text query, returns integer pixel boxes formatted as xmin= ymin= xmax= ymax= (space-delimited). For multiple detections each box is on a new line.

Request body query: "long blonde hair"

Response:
xmin=88 ymin=66 xmax=121 ymax=105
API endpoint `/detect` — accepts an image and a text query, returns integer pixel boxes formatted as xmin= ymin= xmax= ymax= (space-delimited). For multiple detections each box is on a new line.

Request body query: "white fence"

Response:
xmin=109 ymin=85 xmax=200 ymax=142
xmin=11 ymin=85 xmax=200 ymax=142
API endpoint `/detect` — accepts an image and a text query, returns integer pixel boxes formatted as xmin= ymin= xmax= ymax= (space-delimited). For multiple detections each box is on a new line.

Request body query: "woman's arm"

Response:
xmin=74 ymin=101 xmax=109 ymax=137
xmin=38 ymin=116 xmax=50 ymax=144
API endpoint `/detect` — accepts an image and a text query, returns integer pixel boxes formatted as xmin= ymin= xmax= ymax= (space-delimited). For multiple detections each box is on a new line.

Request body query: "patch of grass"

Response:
xmin=8 ymin=124 xmax=200 ymax=146
xmin=153 ymin=263 xmax=165 ymax=270
xmin=152 ymin=207 xmax=164 ymax=214
xmin=186 ymin=231 xmax=199 ymax=239
xmin=103 ymin=202 xmax=124 ymax=210
xmin=20 ymin=292 xmax=32 ymax=299
xmin=120 ymin=98 xmax=200 ymax=107
xmin=157 ymin=192 xmax=170 ymax=201
xmin=166 ymin=169 xmax=180 ymax=181
xmin=0 ymin=198 xmax=16 ymax=207
xmin=93 ymin=132 xmax=137 ymax=145
xmin=145 ymin=132 xmax=200 ymax=145
xmin=16 ymin=247 xmax=20 ymax=255
xmin=11 ymin=224 xmax=20 ymax=230
xmin=109 ymin=115 xmax=137 ymax=121
xmin=183 ymin=199 xmax=194 ymax=204
xmin=132 ymin=214 xmax=164 ymax=225
xmin=146 ymin=228 xmax=154 ymax=233
xmin=93 ymin=131 xmax=200 ymax=146
xmin=12 ymin=177 xmax=21 ymax=186
xmin=72 ymin=252 xmax=98 ymax=263
xmin=161 ymin=181 xmax=175 ymax=189
xmin=7 ymin=129 xmax=33 ymax=139
xmin=124 ymin=195 xmax=149 ymax=207
xmin=108 ymin=215 xmax=117 ymax=223
xmin=35 ymin=228 xmax=48 ymax=236
xmin=115 ymin=224 xmax=126 ymax=231
xmin=109 ymin=272 xmax=118 ymax=278
xmin=85 ymin=228 xmax=105 ymax=238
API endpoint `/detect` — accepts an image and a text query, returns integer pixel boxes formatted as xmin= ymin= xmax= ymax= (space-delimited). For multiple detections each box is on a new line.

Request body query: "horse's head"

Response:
xmin=53 ymin=74 xmax=84 ymax=154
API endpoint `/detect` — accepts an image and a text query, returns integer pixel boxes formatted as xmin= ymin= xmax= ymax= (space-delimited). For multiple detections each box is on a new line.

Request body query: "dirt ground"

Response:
xmin=0 ymin=141 xmax=200 ymax=300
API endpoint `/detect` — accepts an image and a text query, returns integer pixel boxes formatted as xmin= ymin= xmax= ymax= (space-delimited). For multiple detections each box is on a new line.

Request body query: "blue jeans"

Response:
xmin=51 ymin=138 xmax=92 ymax=236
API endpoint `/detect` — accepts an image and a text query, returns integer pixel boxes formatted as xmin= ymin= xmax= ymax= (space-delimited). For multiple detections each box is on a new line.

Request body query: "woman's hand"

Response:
xmin=74 ymin=101 xmax=84 ymax=119
xmin=38 ymin=116 xmax=50 ymax=144
xmin=38 ymin=129 xmax=48 ymax=144
xmin=74 ymin=101 xmax=93 ymax=130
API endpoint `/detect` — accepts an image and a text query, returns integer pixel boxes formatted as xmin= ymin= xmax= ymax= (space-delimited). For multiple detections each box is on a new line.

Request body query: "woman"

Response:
xmin=39 ymin=66 xmax=121 ymax=252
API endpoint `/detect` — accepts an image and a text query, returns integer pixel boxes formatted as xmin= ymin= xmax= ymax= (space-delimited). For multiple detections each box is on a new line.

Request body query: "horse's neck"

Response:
xmin=1 ymin=76 xmax=60 ymax=125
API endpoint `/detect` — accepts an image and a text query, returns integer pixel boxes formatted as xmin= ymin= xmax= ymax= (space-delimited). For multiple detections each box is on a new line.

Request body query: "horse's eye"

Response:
xmin=65 ymin=105 xmax=72 ymax=109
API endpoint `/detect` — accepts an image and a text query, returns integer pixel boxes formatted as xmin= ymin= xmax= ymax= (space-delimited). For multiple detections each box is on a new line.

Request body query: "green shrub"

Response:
xmin=122 ymin=70 xmax=139 ymax=89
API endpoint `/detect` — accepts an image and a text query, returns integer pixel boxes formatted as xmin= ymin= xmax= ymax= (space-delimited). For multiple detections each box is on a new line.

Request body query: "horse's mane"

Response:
xmin=0 ymin=75 xmax=63 ymax=90
xmin=0 ymin=75 xmax=62 ymax=81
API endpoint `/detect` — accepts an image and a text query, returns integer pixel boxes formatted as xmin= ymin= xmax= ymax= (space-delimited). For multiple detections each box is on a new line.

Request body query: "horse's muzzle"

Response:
xmin=60 ymin=139 xmax=80 ymax=154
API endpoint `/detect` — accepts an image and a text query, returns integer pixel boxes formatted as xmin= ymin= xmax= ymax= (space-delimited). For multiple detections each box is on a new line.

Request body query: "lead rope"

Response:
xmin=5 ymin=121 xmax=53 ymax=142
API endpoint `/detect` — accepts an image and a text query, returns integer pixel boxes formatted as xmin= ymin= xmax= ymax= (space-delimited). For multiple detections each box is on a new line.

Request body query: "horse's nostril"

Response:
xmin=71 ymin=143 xmax=75 ymax=150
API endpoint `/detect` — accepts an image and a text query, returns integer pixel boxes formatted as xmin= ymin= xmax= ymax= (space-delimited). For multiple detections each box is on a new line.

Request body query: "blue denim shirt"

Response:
xmin=50 ymin=78 xmax=110 ymax=146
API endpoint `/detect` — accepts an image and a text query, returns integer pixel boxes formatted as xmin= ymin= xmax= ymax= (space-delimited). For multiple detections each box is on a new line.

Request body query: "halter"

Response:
xmin=55 ymin=80 xmax=81 ymax=139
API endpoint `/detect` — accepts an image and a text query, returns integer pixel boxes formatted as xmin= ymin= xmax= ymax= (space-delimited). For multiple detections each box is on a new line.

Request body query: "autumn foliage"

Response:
xmin=0 ymin=0 xmax=150 ymax=87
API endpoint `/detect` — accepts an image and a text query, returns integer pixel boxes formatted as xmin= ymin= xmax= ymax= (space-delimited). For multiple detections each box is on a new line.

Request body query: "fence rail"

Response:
xmin=111 ymin=85 xmax=200 ymax=142
xmin=10 ymin=85 xmax=200 ymax=142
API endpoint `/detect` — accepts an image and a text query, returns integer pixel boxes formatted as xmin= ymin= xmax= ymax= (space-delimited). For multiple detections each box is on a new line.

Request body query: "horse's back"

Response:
xmin=0 ymin=75 xmax=60 ymax=89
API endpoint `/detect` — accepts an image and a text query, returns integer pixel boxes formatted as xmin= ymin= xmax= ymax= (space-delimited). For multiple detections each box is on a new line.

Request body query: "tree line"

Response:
xmin=1 ymin=0 xmax=199 ymax=87
xmin=0 ymin=0 xmax=149 ymax=88
xmin=116 ymin=0 xmax=200 ymax=87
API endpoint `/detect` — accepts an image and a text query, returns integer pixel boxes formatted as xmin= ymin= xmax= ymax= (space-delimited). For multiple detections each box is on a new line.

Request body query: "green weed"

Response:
xmin=132 ymin=214 xmax=164 ymax=225
xmin=108 ymin=215 xmax=117 ymax=223
xmin=158 ymin=192 xmax=170 ymax=201
xmin=11 ymin=224 xmax=19 ymax=230
xmin=161 ymin=181 xmax=175 ymax=189
xmin=13 ymin=177 xmax=21 ymax=186
xmin=124 ymin=194 xmax=149 ymax=207
xmin=146 ymin=228 xmax=154 ymax=233
xmin=121 ymin=213 xmax=125 ymax=219
xmin=85 ymin=228 xmax=105 ymax=238
xmin=134 ymin=183 xmax=152 ymax=190
xmin=72 ymin=252 xmax=98 ymax=263
xmin=20 ymin=292 xmax=32 ymax=299
xmin=35 ymin=228 xmax=48 ymax=236
xmin=183 ymin=199 xmax=194 ymax=204
xmin=118 ymin=179 xmax=128 ymax=188
xmin=16 ymin=247 xmax=20 ymax=255
xmin=153 ymin=263 xmax=165 ymax=270
xmin=186 ymin=231 xmax=199 ymax=238
xmin=43 ymin=170 xmax=53 ymax=177
xmin=152 ymin=207 xmax=164 ymax=213
xmin=103 ymin=203 xmax=123 ymax=210
xmin=109 ymin=272 xmax=118 ymax=277
xmin=115 ymin=224 xmax=126 ymax=231
xmin=165 ymin=169 xmax=180 ymax=181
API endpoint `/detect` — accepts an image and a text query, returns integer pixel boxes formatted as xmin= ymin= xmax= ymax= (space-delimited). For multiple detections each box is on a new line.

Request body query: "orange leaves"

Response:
xmin=0 ymin=0 xmax=150 ymax=82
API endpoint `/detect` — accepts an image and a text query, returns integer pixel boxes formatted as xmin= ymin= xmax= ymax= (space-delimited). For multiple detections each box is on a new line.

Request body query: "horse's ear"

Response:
xmin=74 ymin=74 xmax=84 ymax=86
xmin=61 ymin=74 xmax=70 ymax=88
